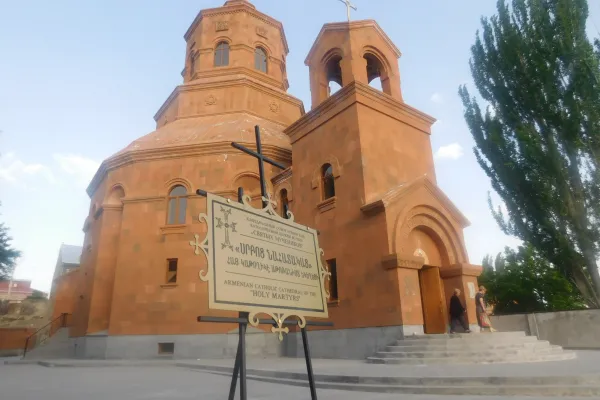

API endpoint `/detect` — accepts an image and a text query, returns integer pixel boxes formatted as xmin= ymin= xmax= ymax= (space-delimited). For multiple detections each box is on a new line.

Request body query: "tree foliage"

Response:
xmin=460 ymin=0 xmax=600 ymax=306
xmin=481 ymin=245 xmax=586 ymax=313
xmin=27 ymin=290 xmax=47 ymax=300
xmin=0 ymin=204 xmax=21 ymax=280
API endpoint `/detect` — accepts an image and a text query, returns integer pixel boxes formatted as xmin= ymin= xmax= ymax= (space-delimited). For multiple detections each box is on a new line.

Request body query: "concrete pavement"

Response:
xmin=0 ymin=362 xmax=594 ymax=400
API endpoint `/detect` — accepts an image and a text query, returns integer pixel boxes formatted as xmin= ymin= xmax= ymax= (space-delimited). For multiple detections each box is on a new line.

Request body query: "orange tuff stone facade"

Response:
xmin=51 ymin=0 xmax=481 ymax=359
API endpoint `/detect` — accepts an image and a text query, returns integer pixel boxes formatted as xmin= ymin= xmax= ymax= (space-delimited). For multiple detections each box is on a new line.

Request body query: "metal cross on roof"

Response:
xmin=338 ymin=0 xmax=357 ymax=22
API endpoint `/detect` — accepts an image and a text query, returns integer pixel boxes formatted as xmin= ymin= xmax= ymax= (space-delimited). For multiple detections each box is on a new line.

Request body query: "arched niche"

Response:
xmin=322 ymin=49 xmax=344 ymax=97
xmin=105 ymin=185 xmax=126 ymax=205
xmin=395 ymin=205 xmax=466 ymax=266
xmin=232 ymin=172 xmax=274 ymax=206
xmin=363 ymin=47 xmax=393 ymax=96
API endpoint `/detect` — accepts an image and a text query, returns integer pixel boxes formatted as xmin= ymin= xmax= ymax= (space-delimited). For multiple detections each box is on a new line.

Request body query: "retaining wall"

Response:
xmin=491 ymin=309 xmax=600 ymax=350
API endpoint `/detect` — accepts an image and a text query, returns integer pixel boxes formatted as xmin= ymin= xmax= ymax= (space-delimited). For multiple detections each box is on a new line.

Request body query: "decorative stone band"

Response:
xmin=440 ymin=263 xmax=483 ymax=278
xmin=381 ymin=253 xmax=425 ymax=270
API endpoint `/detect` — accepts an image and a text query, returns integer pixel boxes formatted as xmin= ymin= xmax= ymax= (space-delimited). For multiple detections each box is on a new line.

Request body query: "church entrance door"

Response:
xmin=419 ymin=265 xmax=447 ymax=334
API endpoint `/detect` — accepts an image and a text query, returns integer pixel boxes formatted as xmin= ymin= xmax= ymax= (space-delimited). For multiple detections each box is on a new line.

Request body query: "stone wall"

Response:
xmin=0 ymin=327 xmax=36 ymax=356
xmin=491 ymin=309 xmax=600 ymax=350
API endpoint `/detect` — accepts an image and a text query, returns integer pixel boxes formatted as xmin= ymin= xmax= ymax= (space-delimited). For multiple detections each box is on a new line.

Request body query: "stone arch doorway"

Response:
xmin=396 ymin=206 xmax=465 ymax=335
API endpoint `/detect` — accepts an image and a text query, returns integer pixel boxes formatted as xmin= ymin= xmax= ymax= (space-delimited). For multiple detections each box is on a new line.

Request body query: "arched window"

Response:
xmin=214 ymin=42 xmax=230 ymax=67
xmin=167 ymin=185 xmax=187 ymax=225
xmin=255 ymin=47 xmax=268 ymax=73
xmin=280 ymin=189 xmax=289 ymax=218
xmin=321 ymin=164 xmax=335 ymax=200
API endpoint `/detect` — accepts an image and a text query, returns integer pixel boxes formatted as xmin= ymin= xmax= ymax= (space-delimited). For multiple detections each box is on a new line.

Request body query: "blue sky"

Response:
xmin=1 ymin=0 xmax=599 ymax=292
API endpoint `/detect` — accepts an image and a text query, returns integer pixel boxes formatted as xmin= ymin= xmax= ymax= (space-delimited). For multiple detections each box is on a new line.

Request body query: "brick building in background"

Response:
xmin=49 ymin=0 xmax=482 ymax=359
xmin=0 ymin=280 xmax=44 ymax=303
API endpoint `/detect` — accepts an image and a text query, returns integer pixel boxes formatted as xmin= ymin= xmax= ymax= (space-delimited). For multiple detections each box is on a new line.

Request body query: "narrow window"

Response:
xmin=321 ymin=164 xmax=335 ymax=200
xmin=189 ymin=46 xmax=196 ymax=78
xmin=280 ymin=189 xmax=289 ymax=218
xmin=167 ymin=185 xmax=187 ymax=225
xmin=255 ymin=47 xmax=268 ymax=73
xmin=214 ymin=42 xmax=230 ymax=67
xmin=158 ymin=342 xmax=175 ymax=355
xmin=326 ymin=259 xmax=338 ymax=301
xmin=166 ymin=259 xmax=178 ymax=284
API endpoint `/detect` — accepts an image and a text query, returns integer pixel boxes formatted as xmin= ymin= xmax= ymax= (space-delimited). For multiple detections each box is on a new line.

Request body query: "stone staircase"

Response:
xmin=367 ymin=331 xmax=577 ymax=365
xmin=23 ymin=328 xmax=73 ymax=360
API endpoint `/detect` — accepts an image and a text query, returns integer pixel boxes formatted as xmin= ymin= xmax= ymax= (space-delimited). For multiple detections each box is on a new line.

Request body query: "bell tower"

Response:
xmin=284 ymin=18 xmax=477 ymax=341
xmin=304 ymin=21 xmax=403 ymax=109
xmin=286 ymin=20 xmax=437 ymax=210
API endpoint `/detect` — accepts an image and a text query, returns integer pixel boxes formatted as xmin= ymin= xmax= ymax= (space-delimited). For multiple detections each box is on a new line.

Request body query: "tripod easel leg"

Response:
xmin=301 ymin=327 xmax=318 ymax=400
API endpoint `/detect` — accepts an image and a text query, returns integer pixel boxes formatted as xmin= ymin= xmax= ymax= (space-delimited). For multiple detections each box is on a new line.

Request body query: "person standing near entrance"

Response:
xmin=449 ymin=288 xmax=471 ymax=333
xmin=476 ymin=286 xmax=491 ymax=332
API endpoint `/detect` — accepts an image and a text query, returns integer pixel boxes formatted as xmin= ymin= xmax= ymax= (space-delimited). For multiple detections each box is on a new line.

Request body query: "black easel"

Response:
xmin=195 ymin=126 xmax=333 ymax=400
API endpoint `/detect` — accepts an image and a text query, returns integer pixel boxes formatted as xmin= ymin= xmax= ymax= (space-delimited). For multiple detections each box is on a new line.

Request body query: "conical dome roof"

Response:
xmin=111 ymin=113 xmax=290 ymax=159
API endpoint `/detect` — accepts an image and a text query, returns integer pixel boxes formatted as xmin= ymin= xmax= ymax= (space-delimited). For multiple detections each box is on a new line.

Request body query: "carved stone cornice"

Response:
xmin=381 ymin=253 xmax=425 ymax=270
xmin=305 ymin=20 xmax=401 ymax=64
xmin=122 ymin=196 xmax=164 ymax=205
xmin=189 ymin=61 xmax=285 ymax=89
xmin=271 ymin=167 xmax=293 ymax=186
xmin=440 ymin=264 xmax=483 ymax=278
xmin=284 ymin=81 xmax=435 ymax=144
xmin=86 ymin=143 xmax=291 ymax=197
xmin=154 ymin=69 xmax=305 ymax=123
xmin=184 ymin=4 xmax=289 ymax=54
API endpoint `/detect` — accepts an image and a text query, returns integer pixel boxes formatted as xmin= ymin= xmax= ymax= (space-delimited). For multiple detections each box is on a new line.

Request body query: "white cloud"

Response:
xmin=434 ymin=143 xmax=464 ymax=160
xmin=0 ymin=152 xmax=55 ymax=184
xmin=53 ymin=154 xmax=100 ymax=185
xmin=430 ymin=92 xmax=444 ymax=104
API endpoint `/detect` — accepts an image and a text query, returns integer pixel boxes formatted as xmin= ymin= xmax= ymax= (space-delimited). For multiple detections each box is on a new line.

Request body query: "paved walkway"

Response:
xmin=0 ymin=362 xmax=593 ymax=400
xmin=182 ymin=350 xmax=600 ymax=378
xmin=13 ymin=350 xmax=600 ymax=378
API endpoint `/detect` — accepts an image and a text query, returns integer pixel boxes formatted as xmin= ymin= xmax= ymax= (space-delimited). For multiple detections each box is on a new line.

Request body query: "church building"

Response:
xmin=51 ymin=0 xmax=482 ymax=359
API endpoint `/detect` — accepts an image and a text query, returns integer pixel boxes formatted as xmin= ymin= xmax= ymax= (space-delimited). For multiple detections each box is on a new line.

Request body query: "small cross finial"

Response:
xmin=338 ymin=0 xmax=357 ymax=22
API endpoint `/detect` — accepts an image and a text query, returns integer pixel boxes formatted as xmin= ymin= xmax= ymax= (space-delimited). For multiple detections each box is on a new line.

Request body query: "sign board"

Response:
xmin=190 ymin=193 xmax=329 ymax=339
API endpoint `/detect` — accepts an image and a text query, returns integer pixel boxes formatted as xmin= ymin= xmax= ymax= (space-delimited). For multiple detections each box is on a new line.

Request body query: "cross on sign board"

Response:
xmin=338 ymin=0 xmax=357 ymax=22
xmin=231 ymin=126 xmax=287 ymax=209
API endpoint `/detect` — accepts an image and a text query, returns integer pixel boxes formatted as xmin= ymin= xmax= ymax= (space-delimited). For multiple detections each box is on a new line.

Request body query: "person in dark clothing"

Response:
xmin=449 ymin=288 xmax=471 ymax=334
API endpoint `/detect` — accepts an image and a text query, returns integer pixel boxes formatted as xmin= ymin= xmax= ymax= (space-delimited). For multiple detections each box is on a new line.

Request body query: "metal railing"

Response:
xmin=23 ymin=313 xmax=71 ymax=357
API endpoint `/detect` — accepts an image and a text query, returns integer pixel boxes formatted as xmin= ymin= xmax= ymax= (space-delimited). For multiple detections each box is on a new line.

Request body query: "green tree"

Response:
xmin=26 ymin=290 xmax=47 ymax=300
xmin=0 ymin=204 xmax=21 ymax=280
xmin=480 ymin=245 xmax=586 ymax=313
xmin=459 ymin=0 xmax=600 ymax=306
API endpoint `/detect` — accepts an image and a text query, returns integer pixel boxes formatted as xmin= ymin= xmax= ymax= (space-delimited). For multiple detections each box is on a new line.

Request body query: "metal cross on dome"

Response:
xmin=338 ymin=0 xmax=357 ymax=22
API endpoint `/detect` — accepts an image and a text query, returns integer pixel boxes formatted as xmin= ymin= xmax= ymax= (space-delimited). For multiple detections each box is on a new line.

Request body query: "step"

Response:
xmin=395 ymin=335 xmax=540 ymax=346
xmin=373 ymin=346 xmax=564 ymax=359
xmin=366 ymin=351 xmax=577 ymax=365
xmin=385 ymin=340 xmax=552 ymax=352
xmin=181 ymin=362 xmax=600 ymax=386
xmin=404 ymin=331 xmax=527 ymax=339
xmin=198 ymin=369 xmax=600 ymax=397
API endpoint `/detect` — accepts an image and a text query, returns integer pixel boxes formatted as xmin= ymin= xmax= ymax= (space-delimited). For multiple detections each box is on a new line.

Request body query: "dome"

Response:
xmin=111 ymin=113 xmax=291 ymax=159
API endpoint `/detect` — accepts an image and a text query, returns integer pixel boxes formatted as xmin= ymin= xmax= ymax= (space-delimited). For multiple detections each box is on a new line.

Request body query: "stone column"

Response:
xmin=382 ymin=254 xmax=425 ymax=336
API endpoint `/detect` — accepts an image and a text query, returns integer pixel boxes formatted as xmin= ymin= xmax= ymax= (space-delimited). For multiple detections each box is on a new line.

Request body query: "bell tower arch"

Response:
xmin=304 ymin=20 xmax=403 ymax=109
